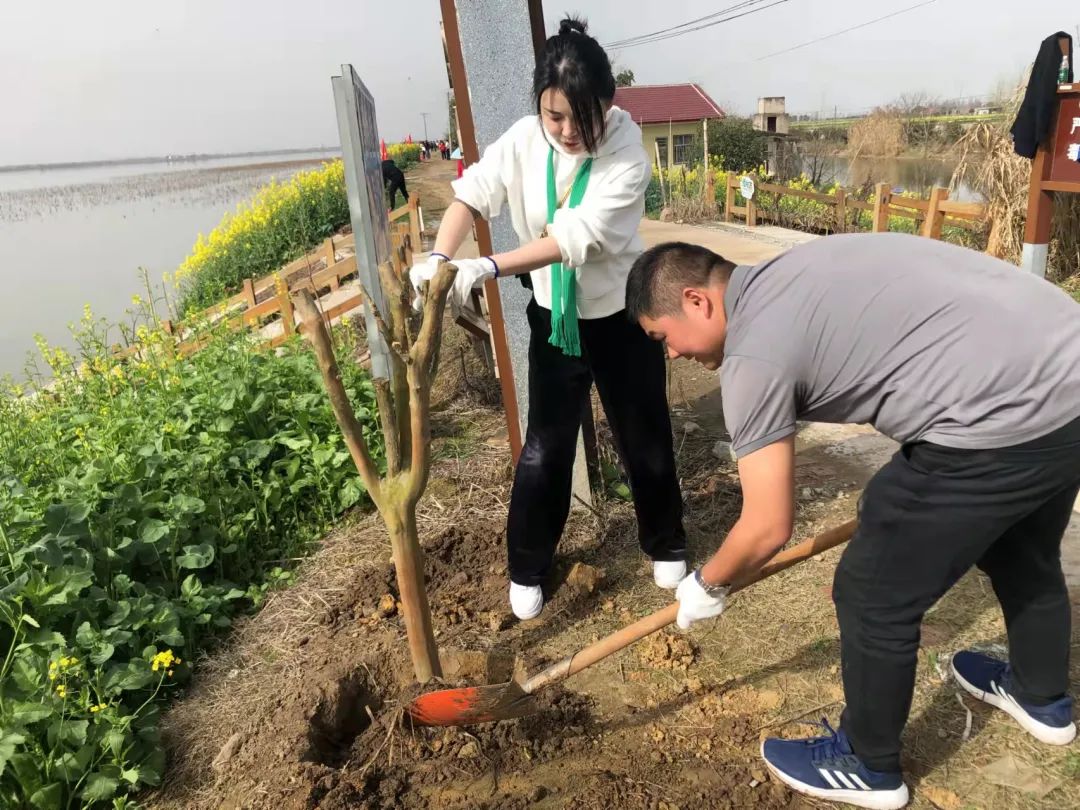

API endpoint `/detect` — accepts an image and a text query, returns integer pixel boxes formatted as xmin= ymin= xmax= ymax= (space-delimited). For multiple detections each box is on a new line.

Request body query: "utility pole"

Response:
xmin=420 ymin=112 xmax=430 ymax=142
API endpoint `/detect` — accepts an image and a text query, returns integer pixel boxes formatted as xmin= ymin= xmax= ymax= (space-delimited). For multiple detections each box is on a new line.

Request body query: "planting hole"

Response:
xmin=304 ymin=670 xmax=380 ymax=766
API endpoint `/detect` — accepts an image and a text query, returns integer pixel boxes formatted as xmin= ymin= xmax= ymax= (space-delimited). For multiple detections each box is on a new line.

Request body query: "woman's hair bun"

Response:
xmin=558 ymin=16 xmax=587 ymax=36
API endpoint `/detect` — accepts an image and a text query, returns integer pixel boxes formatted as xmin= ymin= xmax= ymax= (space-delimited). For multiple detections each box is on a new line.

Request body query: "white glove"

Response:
xmin=447 ymin=257 xmax=498 ymax=315
xmin=675 ymin=570 xmax=729 ymax=630
xmin=407 ymin=253 xmax=447 ymax=311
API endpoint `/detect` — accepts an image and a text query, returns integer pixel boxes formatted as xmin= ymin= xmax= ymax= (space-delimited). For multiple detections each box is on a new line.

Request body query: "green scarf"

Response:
xmin=546 ymin=146 xmax=593 ymax=356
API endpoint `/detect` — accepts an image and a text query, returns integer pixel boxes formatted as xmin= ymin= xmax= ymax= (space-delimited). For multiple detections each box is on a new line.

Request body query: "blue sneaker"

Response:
xmin=951 ymin=649 xmax=1076 ymax=745
xmin=761 ymin=720 xmax=909 ymax=809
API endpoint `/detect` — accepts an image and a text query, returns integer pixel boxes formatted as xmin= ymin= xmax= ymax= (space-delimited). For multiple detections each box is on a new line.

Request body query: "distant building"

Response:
xmin=752 ymin=96 xmax=790 ymax=135
xmin=613 ymin=83 xmax=725 ymax=168
xmin=752 ymin=97 xmax=794 ymax=176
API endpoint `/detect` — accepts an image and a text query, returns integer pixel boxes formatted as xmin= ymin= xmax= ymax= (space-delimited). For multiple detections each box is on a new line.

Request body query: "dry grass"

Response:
xmin=668 ymin=192 xmax=719 ymax=224
xmin=951 ymin=119 xmax=1030 ymax=261
xmin=848 ymin=110 xmax=907 ymax=158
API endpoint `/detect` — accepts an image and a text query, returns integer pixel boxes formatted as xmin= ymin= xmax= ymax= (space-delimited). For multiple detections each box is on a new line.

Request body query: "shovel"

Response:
xmin=407 ymin=519 xmax=857 ymax=727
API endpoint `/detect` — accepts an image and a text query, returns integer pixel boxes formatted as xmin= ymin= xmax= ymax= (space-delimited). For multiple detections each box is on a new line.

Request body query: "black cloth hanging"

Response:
xmin=1011 ymin=32 xmax=1073 ymax=159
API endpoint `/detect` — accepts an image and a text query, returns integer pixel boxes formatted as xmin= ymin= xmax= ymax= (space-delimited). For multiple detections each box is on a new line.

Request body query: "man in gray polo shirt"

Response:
xmin=625 ymin=233 xmax=1080 ymax=810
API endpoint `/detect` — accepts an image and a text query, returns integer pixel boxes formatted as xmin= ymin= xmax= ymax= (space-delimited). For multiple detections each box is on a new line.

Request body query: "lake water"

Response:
xmin=799 ymin=155 xmax=979 ymax=201
xmin=0 ymin=151 xmax=338 ymax=379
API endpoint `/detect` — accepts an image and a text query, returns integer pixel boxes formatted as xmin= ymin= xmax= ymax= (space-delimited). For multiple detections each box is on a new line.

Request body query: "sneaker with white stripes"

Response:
xmin=951 ymin=649 xmax=1076 ymax=745
xmin=761 ymin=720 xmax=909 ymax=810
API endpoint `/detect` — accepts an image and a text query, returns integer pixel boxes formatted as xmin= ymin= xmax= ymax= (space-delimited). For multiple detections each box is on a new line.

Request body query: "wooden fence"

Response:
xmin=116 ymin=193 xmax=425 ymax=360
xmin=723 ymin=172 xmax=987 ymax=240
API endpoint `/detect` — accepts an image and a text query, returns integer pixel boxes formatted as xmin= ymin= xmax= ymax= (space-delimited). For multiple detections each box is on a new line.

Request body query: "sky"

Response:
xmin=1 ymin=0 xmax=1075 ymax=166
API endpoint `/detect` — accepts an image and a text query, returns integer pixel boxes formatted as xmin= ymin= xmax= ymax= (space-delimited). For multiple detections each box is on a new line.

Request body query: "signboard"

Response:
xmin=740 ymin=175 xmax=756 ymax=200
xmin=332 ymin=64 xmax=392 ymax=380
xmin=1048 ymin=96 xmax=1080 ymax=184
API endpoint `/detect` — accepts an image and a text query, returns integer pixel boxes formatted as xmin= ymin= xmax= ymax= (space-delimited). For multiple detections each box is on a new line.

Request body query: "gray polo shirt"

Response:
xmin=720 ymin=233 xmax=1080 ymax=458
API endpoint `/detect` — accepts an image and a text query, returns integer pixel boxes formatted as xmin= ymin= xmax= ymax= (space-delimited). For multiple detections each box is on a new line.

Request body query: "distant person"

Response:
xmin=381 ymin=158 xmax=408 ymax=209
xmin=410 ymin=16 xmax=687 ymax=621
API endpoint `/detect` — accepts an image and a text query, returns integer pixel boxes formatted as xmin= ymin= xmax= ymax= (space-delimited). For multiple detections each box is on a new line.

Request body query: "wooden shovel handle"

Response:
xmin=522 ymin=519 xmax=857 ymax=694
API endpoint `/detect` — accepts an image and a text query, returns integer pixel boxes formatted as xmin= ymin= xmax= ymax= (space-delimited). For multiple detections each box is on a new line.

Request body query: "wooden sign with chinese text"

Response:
xmin=1048 ymin=95 xmax=1080 ymax=186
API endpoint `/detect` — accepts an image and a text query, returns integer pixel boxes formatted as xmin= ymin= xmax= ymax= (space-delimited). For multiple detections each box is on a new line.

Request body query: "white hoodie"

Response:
xmin=451 ymin=107 xmax=649 ymax=319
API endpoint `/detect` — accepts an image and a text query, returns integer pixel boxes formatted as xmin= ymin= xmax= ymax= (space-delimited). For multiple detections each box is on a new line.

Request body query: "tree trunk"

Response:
xmin=385 ymin=499 xmax=441 ymax=682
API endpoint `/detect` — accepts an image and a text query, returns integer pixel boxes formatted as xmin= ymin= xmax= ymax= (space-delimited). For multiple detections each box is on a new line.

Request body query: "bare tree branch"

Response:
xmin=293 ymin=289 xmax=385 ymax=510
xmin=405 ymin=260 xmax=457 ymax=505
xmin=378 ymin=261 xmax=413 ymax=467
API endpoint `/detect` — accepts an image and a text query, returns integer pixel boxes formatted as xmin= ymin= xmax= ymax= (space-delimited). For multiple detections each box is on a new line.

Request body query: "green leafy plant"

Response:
xmin=0 ymin=299 xmax=381 ymax=807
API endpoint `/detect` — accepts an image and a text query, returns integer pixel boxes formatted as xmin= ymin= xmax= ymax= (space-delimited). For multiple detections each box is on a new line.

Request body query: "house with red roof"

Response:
xmin=613 ymin=83 xmax=725 ymax=169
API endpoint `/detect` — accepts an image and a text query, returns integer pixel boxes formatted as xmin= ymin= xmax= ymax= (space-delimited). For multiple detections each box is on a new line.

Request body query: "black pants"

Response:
xmin=506 ymin=299 xmax=687 ymax=586
xmin=835 ymin=415 xmax=1080 ymax=773
xmin=386 ymin=179 xmax=408 ymax=209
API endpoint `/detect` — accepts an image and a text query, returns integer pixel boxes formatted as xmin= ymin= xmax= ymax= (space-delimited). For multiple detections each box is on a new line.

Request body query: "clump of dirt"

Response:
xmin=638 ymin=631 xmax=697 ymax=671
xmin=423 ymin=522 xmax=510 ymax=627
xmin=565 ymin=562 xmax=605 ymax=594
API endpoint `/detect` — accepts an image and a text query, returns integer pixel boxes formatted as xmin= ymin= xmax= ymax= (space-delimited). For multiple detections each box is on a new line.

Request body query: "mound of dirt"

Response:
xmin=638 ymin=631 xmax=697 ymax=671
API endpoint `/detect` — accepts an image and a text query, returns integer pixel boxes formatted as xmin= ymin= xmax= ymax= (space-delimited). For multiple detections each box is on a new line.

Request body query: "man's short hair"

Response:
xmin=625 ymin=241 xmax=734 ymax=320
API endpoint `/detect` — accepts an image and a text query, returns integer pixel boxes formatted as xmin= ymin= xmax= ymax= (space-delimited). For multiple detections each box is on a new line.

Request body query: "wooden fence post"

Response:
xmin=921 ymin=187 xmax=949 ymax=240
xmin=276 ymin=276 xmax=295 ymax=337
xmin=871 ymin=182 xmax=892 ymax=233
xmin=243 ymin=278 xmax=257 ymax=309
xmin=835 ymin=188 xmax=847 ymax=234
xmin=409 ymin=194 xmax=422 ymax=251
xmin=725 ymin=171 xmax=735 ymax=223
xmin=323 ymin=238 xmax=340 ymax=291
xmin=747 ymin=195 xmax=758 ymax=227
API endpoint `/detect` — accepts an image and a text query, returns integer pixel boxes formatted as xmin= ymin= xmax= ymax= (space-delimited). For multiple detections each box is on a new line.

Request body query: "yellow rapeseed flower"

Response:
xmin=151 ymin=649 xmax=178 ymax=673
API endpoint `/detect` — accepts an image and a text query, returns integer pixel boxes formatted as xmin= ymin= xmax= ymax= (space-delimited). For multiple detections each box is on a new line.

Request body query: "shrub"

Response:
xmin=387 ymin=143 xmax=421 ymax=169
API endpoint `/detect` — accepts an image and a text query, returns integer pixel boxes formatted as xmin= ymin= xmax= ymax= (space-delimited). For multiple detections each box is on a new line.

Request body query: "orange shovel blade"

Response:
xmin=406 ymin=681 xmax=537 ymax=726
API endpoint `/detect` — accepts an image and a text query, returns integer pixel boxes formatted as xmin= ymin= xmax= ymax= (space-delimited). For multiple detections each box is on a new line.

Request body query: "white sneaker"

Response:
xmin=509 ymin=583 xmax=543 ymax=620
xmin=653 ymin=560 xmax=688 ymax=589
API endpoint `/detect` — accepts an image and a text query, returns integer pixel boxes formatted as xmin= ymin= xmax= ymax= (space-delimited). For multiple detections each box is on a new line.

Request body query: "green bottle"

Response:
xmin=1060 ymin=54 xmax=1071 ymax=85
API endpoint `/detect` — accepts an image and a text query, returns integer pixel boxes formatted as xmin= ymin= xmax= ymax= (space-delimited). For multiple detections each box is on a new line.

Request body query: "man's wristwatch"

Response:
xmin=694 ymin=568 xmax=730 ymax=598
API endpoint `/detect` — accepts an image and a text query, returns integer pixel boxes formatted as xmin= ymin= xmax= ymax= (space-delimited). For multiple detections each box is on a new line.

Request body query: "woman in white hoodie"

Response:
xmin=411 ymin=17 xmax=687 ymax=620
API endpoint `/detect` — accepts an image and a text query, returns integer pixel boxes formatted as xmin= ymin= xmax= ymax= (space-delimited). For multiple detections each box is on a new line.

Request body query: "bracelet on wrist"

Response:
xmin=694 ymin=568 xmax=729 ymax=597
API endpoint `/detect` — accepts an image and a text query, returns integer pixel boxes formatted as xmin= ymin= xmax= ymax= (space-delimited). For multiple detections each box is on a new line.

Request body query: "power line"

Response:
xmin=604 ymin=1 xmax=774 ymax=48
xmin=608 ymin=1 xmax=789 ymax=49
xmin=604 ymin=0 xmax=791 ymax=51
xmin=756 ymin=0 xmax=941 ymax=61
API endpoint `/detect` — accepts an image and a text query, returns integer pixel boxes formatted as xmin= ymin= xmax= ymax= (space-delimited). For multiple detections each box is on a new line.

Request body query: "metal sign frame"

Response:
xmin=332 ymin=64 xmax=393 ymax=380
